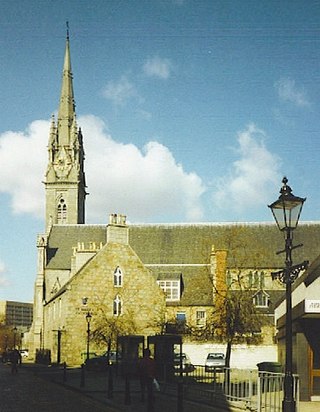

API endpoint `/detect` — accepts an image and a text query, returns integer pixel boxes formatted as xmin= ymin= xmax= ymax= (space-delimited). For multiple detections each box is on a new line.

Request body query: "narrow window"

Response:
xmin=114 ymin=267 xmax=123 ymax=287
xmin=113 ymin=295 xmax=122 ymax=316
xmin=57 ymin=199 xmax=67 ymax=224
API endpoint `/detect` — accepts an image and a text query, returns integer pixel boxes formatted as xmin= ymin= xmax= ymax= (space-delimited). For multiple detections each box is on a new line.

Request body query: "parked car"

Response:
xmin=85 ymin=351 xmax=121 ymax=371
xmin=108 ymin=351 xmax=122 ymax=365
xmin=205 ymin=352 xmax=225 ymax=372
xmin=173 ymin=352 xmax=195 ymax=373
xmin=19 ymin=349 xmax=29 ymax=358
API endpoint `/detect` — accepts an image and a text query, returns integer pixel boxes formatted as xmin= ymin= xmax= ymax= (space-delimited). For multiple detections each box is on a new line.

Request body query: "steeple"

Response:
xmin=44 ymin=28 xmax=87 ymax=230
xmin=57 ymin=29 xmax=75 ymax=145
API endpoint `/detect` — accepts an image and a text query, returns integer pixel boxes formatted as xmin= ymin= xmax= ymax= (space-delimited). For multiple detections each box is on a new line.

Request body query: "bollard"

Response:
xmin=124 ymin=375 xmax=131 ymax=405
xmin=107 ymin=366 xmax=113 ymax=399
xmin=63 ymin=362 xmax=67 ymax=383
xmin=177 ymin=380 xmax=184 ymax=412
xmin=80 ymin=363 xmax=85 ymax=388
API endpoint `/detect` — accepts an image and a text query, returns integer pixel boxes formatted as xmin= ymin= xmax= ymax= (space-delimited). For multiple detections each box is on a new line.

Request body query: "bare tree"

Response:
xmin=91 ymin=308 xmax=137 ymax=351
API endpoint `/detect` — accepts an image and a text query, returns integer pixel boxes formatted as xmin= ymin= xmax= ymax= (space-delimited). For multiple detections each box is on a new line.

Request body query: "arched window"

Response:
xmin=113 ymin=266 xmax=123 ymax=287
xmin=57 ymin=199 xmax=67 ymax=224
xmin=113 ymin=295 xmax=122 ymax=316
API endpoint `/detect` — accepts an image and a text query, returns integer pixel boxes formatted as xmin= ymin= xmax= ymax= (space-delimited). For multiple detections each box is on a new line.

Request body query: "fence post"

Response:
xmin=257 ymin=372 xmax=261 ymax=412
xmin=177 ymin=379 xmax=184 ymax=412
xmin=80 ymin=363 xmax=85 ymax=388
xmin=63 ymin=362 xmax=67 ymax=383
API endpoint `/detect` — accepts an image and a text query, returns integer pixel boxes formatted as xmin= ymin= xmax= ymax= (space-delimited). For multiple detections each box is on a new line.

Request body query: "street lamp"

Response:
xmin=13 ymin=326 xmax=17 ymax=349
xmin=268 ymin=177 xmax=308 ymax=412
xmin=85 ymin=312 xmax=92 ymax=361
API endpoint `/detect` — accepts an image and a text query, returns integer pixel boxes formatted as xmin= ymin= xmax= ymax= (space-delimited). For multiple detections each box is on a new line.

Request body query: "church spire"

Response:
xmin=57 ymin=25 xmax=75 ymax=145
xmin=44 ymin=27 xmax=87 ymax=230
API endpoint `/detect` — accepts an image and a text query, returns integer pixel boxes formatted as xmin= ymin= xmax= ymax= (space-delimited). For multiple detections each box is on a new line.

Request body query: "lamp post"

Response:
xmin=13 ymin=326 xmax=17 ymax=349
xmin=268 ymin=177 xmax=308 ymax=412
xmin=86 ymin=312 xmax=92 ymax=361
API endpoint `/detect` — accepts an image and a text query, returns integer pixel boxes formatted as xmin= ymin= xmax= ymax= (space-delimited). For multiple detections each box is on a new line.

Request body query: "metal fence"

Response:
xmin=164 ymin=365 xmax=300 ymax=411
xmin=257 ymin=371 xmax=300 ymax=412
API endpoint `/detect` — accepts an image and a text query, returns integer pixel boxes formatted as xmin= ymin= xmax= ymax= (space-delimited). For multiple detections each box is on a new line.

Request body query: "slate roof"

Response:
xmin=46 ymin=225 xmax=107 ymax=269
xmin=129 ymin=222 xmax=320 ymax=269
xmin=45 ymin=222 xmax=320 ymax=306
xmin=46 ymin=221 xmax=320 ymax=271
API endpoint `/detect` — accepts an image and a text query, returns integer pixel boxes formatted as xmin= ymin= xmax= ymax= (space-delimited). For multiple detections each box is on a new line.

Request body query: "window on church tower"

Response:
xmin=113 ymin=295 xmax=122 ymax=316
xmin=57 ymin=199 xmax=67 ymax=224
xmin=114 ymin=266 xmax=123 ymax=287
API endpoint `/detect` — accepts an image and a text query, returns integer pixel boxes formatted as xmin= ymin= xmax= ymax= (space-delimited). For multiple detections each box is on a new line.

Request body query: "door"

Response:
xmin=310 ymin=347 xmax=320 ymax=398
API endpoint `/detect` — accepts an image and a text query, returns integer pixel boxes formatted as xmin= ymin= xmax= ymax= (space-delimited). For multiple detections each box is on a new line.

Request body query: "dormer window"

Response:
xmin=157 ymin=273 xmax=182 ymax=302
xmin=253 ymin=290 xmax=269 ymax=308
xmin=114 ymin=266 xmax=123 ymax=287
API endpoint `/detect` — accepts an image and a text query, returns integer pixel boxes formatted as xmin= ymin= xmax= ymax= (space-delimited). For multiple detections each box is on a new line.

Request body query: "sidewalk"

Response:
xmin=21 ymin=362 xmax=320 ymax=412
xmin=0 ymin=362 xmax=115 ymax=412
xmin=27 ymin=363 xmax=235 ymax=412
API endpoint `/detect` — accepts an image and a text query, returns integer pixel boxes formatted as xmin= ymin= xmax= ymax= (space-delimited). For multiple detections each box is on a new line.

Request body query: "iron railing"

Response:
xmin=161 ymin=364 xmax=300 ymax=411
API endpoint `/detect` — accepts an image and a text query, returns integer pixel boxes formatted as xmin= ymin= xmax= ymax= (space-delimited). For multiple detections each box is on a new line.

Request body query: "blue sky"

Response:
xmin=1 ymin=0 xmax=320 ymax=302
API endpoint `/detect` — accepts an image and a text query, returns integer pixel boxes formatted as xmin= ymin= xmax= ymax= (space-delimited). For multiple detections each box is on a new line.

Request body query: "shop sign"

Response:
xmin=305 ymin=300 xmax=320 ymax=313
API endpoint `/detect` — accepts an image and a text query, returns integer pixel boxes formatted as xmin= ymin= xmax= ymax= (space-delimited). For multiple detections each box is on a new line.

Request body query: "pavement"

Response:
xmin=1 ymin=361 xmax=320 ymax=412
xmin=0 ymin=362 xmax=110 ymax=412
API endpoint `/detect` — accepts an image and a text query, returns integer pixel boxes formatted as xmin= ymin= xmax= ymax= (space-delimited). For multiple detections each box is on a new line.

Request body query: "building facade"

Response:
xmin=28 ymin=34 xmax=320 ymax=371
xmin=0 ymin=300 xmax=33 ymax=330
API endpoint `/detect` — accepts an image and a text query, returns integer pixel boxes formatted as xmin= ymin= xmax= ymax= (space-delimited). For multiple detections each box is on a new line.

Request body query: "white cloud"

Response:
xmin=213 ymin=124 xmax=281 ymax=215
xmin=275 ymin=77 xmax=310 ymax=107
xmin=0 ymin=115 xmax=205 ymax=223
xmin=102 ymin=75 xmax=137 ymax=105
xmin=0 ymin=121 xmax=47 ymax=217
xmin=143 ymin=56 xmax=172 ymax=79
xmin=0 ymin=259 xmax=10 ymax=287
xmin=81 ymin=115 xmax=205 ymax=222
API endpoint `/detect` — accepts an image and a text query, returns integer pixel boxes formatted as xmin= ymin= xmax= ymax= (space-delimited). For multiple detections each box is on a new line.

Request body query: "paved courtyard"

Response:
xmin=0 ymin=363 xmax=112 ymax=412
xmin=1 ymin=362 xmax=320 ymax=412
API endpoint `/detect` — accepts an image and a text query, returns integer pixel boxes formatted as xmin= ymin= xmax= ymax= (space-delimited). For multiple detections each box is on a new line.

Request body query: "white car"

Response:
xmin=19 ymin=349 xmax=29 ymax=358
xmin=205 ymin=352 xmax=225 ymax=372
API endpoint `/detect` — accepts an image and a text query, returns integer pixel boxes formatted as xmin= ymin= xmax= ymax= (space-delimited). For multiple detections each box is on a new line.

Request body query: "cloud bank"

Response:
xmin=0 ymin=115 xmax=205 ymax=223
xmin=213 ymin=124 xmax=281 ymax=216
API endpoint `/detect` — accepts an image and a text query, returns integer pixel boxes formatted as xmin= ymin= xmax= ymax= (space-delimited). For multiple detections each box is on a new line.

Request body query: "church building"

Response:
xmin=28 ymin=33 xmax=320 ymax=374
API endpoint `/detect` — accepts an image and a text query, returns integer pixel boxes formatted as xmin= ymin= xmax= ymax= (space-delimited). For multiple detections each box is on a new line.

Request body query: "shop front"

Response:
xmin=275 ymin=258 xmax=320 ymax=401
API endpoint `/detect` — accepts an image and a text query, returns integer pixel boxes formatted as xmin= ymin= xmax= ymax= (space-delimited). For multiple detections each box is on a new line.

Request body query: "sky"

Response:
xmin=1 ymin=0 xmax=320 ymax=302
